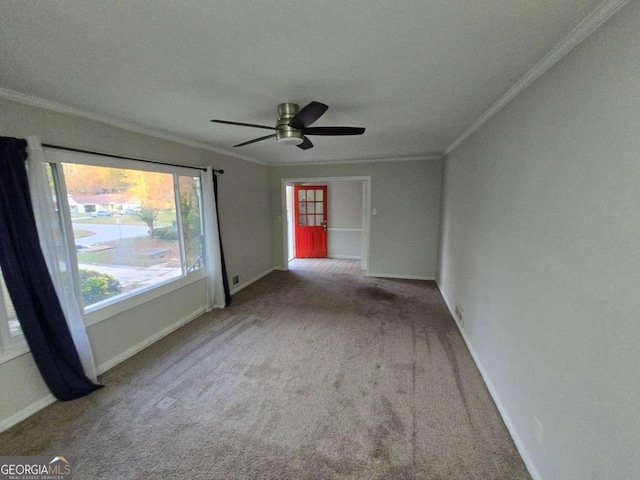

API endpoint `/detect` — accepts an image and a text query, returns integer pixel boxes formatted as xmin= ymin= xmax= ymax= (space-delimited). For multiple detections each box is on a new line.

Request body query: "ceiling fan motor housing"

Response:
xmin=276 ymin=103 xmax=304 ymax=145
xmin=211 ymin=100 xmax=364 ymax=149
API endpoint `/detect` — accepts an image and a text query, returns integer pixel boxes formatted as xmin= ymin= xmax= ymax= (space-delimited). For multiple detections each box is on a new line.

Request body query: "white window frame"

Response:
xmin=45 ymin=148 xmax=207 ymax=327
xmin=0 ymin=273 xmax=29 ymax=362
xmin=0 ymin=149 xmax=208 ymax=364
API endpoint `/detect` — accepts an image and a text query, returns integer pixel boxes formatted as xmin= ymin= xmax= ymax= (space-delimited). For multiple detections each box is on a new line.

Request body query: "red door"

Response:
xmin=294 ymin=185 xmax=327 ymax=258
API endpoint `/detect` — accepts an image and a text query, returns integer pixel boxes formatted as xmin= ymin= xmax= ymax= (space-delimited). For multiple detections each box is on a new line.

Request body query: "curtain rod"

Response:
xmin=41 ymin=144 xmax=224 ymax=174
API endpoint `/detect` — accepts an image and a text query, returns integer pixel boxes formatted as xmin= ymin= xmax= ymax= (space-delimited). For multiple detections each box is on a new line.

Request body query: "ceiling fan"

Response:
xmin=211 ymin=101 xmax=365 ymax=150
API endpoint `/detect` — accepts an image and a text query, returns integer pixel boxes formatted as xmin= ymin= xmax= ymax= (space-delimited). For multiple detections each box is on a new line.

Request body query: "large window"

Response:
xmin=0 ymin=149 xmax=207 ymax=362
xmin=46 ymin=150 xmax=205 ymax=313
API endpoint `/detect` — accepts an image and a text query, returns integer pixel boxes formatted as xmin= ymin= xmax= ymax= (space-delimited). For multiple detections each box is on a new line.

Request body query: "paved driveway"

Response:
xmin=74 ymin=222 xmax=150 ymax=245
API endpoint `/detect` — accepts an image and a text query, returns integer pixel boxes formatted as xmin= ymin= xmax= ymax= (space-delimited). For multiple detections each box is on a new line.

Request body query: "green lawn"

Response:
xmin=76 ymin=235 xmax=202 ymax=269
xmin=77 ymin=236 xmax=181 ymax=268
xmin=73 ymin=229 xmax=94 ymax=238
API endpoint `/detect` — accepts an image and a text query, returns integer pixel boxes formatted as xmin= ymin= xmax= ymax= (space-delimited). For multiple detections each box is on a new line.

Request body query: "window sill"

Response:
xmin=0 ymin=341 xmax=29 ymax=365
xmin=84 ymin=270 xmax=207 ymax=327
xmin=0 ymin=271 xmax=207 ymax=366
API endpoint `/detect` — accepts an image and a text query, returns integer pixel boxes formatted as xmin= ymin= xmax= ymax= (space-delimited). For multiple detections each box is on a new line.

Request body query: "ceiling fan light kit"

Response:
xmin=211 ymin=101 xmax=365 ymax=150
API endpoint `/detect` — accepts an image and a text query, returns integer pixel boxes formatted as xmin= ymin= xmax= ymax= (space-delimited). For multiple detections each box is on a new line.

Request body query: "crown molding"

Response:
xmin=444 ymin=0 xmax=630 ymax=157
xmin=271 ymin=153 xmax=443 ymax=168
xmin=0 ymin=87 xmax=269 ymax=166
xmin=1 ymin=87 xmax=439 ymax=168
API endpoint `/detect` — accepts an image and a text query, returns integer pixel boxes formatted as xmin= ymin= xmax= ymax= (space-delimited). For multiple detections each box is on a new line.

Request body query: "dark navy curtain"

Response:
xmin=213 ymin=173 xmax=231 ymax=306
xmin=0 ymin=137 xmax=102 ymax=400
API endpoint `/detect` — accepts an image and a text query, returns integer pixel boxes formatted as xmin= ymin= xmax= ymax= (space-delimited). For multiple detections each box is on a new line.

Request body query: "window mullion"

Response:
xmin=50 ymin=163 xmax=86 ymax=314
xmin=196 ymin=176 xmax=205 ymax=269
xmin=0 ymin=282 xmax=9 ymax=354
xmin=173 ymin=175 xmax=188 ymax=276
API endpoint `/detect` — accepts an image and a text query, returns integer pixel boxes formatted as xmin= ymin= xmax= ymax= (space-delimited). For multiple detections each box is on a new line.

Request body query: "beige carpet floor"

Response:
xmin=0 ymin=260 xmax=531 ymax=479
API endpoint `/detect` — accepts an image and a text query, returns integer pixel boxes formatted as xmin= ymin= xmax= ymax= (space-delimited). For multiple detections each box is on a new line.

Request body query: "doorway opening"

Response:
xmin=281 ymin=176 xmax=371 ymax=275
xmin=293 ymin=185 xmax=328 ymax=258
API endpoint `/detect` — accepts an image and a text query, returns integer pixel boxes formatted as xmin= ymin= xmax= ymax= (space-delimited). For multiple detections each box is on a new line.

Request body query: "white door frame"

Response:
xmin=361 ymin=180 xmax=370 ymax=271
xmin=285 ymin=185 xmax=294 ymax=262
xmin=281 ymin=176 xmax=371 ymax=275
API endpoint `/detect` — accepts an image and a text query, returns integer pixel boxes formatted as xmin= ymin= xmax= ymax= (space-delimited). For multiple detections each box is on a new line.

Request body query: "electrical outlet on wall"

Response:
xmin=533 ymin=415 xmax=543 ymax=445
xmin=232 ymin=275 xmax=239 ymax=285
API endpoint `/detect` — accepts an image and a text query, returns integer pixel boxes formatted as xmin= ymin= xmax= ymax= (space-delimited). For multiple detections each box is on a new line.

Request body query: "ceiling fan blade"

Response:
xmin=289 ymin=101 xmax=328 ymax=130
xmin=297 ymin=137 xmax=314 ymax=150
xmin=233 ymin=134 xmax=276 ymax=147
xmin=211 ymin=119 xmax=276 ymax=131
xmin=304 ymin=126 xmax=365 ymax=136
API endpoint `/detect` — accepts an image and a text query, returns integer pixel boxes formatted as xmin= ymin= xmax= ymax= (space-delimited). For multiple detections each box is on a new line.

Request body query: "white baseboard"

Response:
xmin=0 ymin=394 xmax=57 ymax=433
xmin=96 ymin=306 xmax=206 ymax=375
xmin=328 ymin=255 xmax=362 ymax=260
xmin=230 ymin=268 xmax=274 ymax=295
xmin=435 ymin=281 xmax=542 ymax=480
xmin=367 ymin=272 xmax=435 ymax=281
xmin=0 ymin=306 xmax=207 ymax=433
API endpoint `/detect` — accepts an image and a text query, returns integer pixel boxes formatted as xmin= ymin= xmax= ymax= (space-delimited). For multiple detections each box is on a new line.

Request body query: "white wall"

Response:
xmin=0 ymin=97 xmax=273 ymax=429
xmin=437 ymin=3 xmax=640 ymax=479
xmin=327 ymin=180 xmax=362 ymax=229
xmin=322 ymin=180 xmax=363 ymax=259
xmin=272 ymin=159 xmax=442 ymax=278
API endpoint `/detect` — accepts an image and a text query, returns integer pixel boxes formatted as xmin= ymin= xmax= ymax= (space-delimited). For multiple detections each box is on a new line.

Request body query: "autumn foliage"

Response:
xmin=62 ymin=164 xmax=174 ymax=210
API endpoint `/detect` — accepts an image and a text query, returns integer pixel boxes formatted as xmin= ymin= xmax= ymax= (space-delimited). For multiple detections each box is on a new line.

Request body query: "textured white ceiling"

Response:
xmin=0 ymin=0 xmax=602 ymax=165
